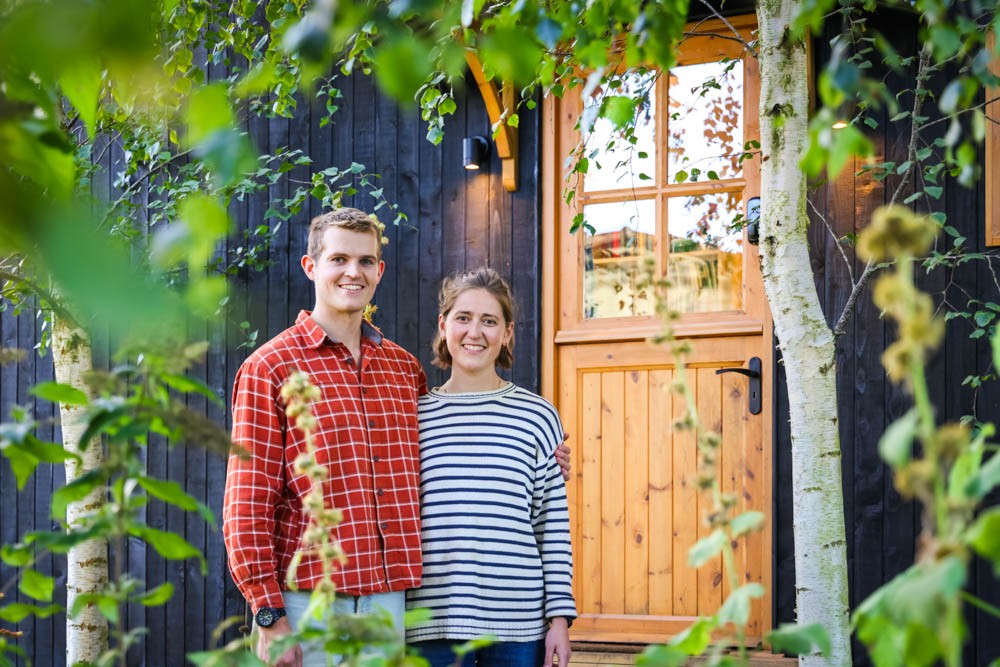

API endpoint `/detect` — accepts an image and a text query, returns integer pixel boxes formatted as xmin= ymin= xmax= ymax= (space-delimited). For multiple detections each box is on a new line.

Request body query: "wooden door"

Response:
xmin=541 ymin=16 xmax=773 ymax=645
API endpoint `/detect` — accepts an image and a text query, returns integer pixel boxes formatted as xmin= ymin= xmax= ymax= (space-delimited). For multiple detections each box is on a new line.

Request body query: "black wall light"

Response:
xmin=463 ymin=136 xmax=489 ymax=170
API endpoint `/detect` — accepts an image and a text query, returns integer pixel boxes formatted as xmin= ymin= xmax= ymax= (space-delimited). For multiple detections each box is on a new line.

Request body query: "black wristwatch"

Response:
xmin=254 ymin=606 xmax=287 ymax=628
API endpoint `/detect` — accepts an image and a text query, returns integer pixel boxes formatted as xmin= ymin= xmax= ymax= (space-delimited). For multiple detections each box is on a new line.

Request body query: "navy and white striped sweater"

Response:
xmin=405 ymin=383 xmax=577 ymax=642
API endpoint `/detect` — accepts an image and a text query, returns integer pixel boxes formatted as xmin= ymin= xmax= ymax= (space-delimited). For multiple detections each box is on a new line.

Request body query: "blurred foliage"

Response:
xmin=0 ymin=0 xmax=402 ymax=343
xmin=850 ymin=207 xmax=1000 ymax=667
xmin=0 ymin=343 xmax=231 ymax=666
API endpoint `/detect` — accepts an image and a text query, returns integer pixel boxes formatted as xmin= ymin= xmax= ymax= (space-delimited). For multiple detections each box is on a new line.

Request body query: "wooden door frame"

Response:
xmin=540 ymin=14 xmax=774 ymax=643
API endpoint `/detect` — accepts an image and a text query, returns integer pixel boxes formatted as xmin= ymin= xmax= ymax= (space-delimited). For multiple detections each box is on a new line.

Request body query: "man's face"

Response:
xmin=301 ymin=227 xmax=384 ymax=317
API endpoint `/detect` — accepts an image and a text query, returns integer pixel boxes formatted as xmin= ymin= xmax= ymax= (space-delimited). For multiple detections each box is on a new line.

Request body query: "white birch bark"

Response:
xmin=51 ymin=315 xmax=108 ymax=665
xmin=757 ymin=1 xmax=851 ymax=664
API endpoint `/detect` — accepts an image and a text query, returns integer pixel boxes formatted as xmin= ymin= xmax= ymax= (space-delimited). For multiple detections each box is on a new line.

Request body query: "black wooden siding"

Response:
xmin=774 ymin=8 xmax=1000 ymax=666
xmin=0 ymin=70 xmax=542 ymax=666
xmin=3 ymin=17 xmax=1000 ymax=665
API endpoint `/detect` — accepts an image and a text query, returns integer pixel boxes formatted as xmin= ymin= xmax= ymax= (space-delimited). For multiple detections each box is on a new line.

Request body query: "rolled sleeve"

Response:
xmin=222 ymin=360 xmax=286 ymax=612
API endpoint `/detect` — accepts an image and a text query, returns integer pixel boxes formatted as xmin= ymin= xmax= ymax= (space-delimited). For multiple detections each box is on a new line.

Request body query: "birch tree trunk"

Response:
xmin=51 ymin=315 xmax=108 ymax=665
xmin=757 ymin=2 xmax=851 ymax=664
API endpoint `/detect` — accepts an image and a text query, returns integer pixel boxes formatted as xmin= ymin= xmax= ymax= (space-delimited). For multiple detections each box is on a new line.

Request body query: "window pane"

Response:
xmin=583 ymin=200 xmax=656 ymax=319
xmin=667 ymin=60 xmax=744 ymax=181
xmin=583 ymin=71 xmax=657 ymax=192
xmin=666 ymin=192 xmax=743 ymax=313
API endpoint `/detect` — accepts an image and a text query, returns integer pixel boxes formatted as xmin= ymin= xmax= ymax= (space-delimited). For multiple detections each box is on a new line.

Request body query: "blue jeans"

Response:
xmin=275 ymin=590 xmax=405 ymax=667
xmin=411 ymin=638 xmax=546 ymax=667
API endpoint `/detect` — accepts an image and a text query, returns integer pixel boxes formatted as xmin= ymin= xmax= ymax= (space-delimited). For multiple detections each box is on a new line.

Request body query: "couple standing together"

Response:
xmin=222 ymin=208 xmax=577 ymax=667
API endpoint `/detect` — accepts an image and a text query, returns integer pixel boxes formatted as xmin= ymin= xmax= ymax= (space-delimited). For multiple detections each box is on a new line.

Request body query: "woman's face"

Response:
xmin=439 ymin=288 xmax=514 ymax=376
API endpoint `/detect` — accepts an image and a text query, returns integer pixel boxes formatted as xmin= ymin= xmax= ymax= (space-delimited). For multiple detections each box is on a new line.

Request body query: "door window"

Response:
xmin=576 ymin=52 xmax=752 ymax=322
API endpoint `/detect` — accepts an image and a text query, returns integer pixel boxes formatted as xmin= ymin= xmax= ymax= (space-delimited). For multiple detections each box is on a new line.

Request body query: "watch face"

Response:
xmin=256 ymin=607 xmax=277 ymax=628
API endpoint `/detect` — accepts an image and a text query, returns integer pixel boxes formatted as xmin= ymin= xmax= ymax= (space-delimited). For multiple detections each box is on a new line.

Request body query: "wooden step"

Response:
xmin=568 ymin=643 xmax=797 ymax=667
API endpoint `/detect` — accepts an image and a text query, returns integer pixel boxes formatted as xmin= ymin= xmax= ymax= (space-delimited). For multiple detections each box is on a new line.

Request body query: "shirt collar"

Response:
xmin=295 ymin=310 xmax=384 ymax=349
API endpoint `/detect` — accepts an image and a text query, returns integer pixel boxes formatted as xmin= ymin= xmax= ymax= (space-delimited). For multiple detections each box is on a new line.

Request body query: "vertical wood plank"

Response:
xmin=696 ymin=367 xmax=723 ymax=617
xmin=440 ymin=95 xmax=467 ymax=277
xmin=511 ymin=104 xmax=540 ymax=392
xmin=395 ymin=94 xmax=422 ymax=358
xmin=600 ymin=372 xmax=626 ymax=615
xmin=672 ymin=369 xmax=697 ymax=616
xmin=465 ymin=71 xmax=490 ymax=269
xmin=647 ymin=369 xmax=673 ymax=615
xmin=581 ymin=372 xmax=603 ymax=615
xmin=558 ymin=349 xmax=580 ymax=610
xmin=624 ymin=370 xmax=649 ymax=614
xmin=720 ymin=370 xmax=745 ymax=604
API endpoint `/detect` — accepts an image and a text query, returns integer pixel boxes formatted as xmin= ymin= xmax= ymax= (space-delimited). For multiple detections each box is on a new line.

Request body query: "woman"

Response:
xmin=407 ymin=267 xmax=577 ymax=667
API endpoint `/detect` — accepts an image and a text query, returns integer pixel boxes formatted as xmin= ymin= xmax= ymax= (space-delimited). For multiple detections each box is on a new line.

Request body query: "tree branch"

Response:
xmin=832 ymin=45 xmax=932 ymax=337
xmin=808 ymin=197 xmax=855 ymax=285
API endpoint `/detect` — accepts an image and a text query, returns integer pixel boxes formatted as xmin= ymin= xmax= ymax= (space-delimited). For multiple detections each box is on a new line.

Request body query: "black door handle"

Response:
xmin=715 ymin=356 xmax=762 ymax=415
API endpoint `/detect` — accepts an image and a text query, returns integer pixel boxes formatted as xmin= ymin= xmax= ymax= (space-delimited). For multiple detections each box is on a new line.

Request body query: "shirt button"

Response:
xmin=368 ymin=420 xmax=375 ymax=428
xmin=376 ymin=488 xmax=385 ymax=497
xmin=361 ymin=387 xmax=368 ymax=394
xmin=373 ymin=455 xmax=380 ymax=462
xmin=381 ymin=522 xmax=389 ymax=530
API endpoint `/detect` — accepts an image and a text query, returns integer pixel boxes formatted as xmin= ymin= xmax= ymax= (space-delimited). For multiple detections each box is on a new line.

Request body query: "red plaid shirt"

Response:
xmin=223 ymin=311 xmax=427 ymax=611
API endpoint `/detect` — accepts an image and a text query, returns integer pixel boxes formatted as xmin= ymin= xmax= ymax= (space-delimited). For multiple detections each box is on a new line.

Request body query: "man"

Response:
xmin=223 ymin=208 xmax=570 ymax=666
xmin=224 ymin=208 xmax=425 ymax=666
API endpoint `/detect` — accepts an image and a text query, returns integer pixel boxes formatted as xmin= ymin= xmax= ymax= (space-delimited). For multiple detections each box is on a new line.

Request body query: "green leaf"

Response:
xmin=185 ymin=84 xmax=235 ymax=146
xmin=403 ymin=607 xmax=433 ymax=627
xmin=136 ymin=582 xmax=175 ymax=606
xmin=730 ymin=510 xmax=765 ymax=537
xmin=828 ymin=123 xmax=873 ymax=179
xmin=971 ymin=450 xmax=1000 ymax=499
xmin=3 ymin=445 xmax=39 ymax=490
xmin=137 ymin=476 xmax=215 ymax=525
xmin=371 ymin=32 xmax=433 ymax=101
xmin=990 ymin=325 xmax=1000 ymax=377
xmin=19 ymin=569 xmax=55 ymax=602
xmin=688 ymin=529 xmax=726 ymax=568
xmin=967 ymin=508 xmax=1000 ymax=574
xmin=975 ymin=311 xmax=996 ymax=327
xmin=669 ymin=616 xmax=716 ymax=654
xmin=51 ymin=469 xmax=105 ymax=519
xmin=58 ymin=60 xmax=103 ymax=140
xmin=925 ymin=186 xmax=943 ymax=200
xmin=0 ymin=603 xmax=61 ymax=623
xmin=636 ymin=643 xmax=686 ymax=667
xmin=1 ymin=543 xmax=32 ymax=567
xmin=878 ymin=409 xmax=919 ymax=466
xmin=604 ymin=96 xmax=637 ymax=129
xmin=30 ymin=381 xmax=89 ymax=406
xmin=767 ymin=623 xmax=831 ymax=657
xmin=717 ymin=583 xmax=764 ymax=626
xmin=132 ymin=526 xmax=204 ymax=568
xmin=160 ymin=373 xmax=221 ymax=404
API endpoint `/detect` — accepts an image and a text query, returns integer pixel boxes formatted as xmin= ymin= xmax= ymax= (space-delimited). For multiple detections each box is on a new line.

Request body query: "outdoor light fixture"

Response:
xmin=463 ymin=136 xmax=488 ymax=170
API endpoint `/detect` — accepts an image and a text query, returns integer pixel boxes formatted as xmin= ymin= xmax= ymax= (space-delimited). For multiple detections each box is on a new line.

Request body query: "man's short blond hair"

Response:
xmin=308 ymin=208 xmax=383 ymax=260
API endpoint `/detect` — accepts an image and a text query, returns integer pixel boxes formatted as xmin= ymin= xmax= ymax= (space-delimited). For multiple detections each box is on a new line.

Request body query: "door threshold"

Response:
xmin=568 ymin=643 xmax=796 ymax=666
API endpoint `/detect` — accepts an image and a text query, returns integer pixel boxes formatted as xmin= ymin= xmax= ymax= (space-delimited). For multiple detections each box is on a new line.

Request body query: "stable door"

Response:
xmin=540 ymin=15 xmax=773 ymax=645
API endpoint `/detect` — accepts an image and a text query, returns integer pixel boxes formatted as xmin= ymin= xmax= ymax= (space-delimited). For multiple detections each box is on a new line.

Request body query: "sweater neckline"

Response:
xmin=428 ymin=382 xmax=516 ymax=400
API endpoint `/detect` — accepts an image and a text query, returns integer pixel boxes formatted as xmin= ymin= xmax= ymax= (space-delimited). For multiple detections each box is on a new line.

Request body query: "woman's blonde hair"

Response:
xmin=431 ymin=267 xmax=516 ymax=370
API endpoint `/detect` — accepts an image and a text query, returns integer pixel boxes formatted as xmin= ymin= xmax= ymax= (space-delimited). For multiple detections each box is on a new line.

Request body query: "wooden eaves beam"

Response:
xmin=465 ymin=49 xmax=519 ymax=191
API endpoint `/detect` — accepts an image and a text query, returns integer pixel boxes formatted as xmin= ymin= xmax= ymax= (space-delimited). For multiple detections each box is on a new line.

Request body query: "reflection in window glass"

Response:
xmin=666 ymin=192 xmax=743 ymax=313
xmin=667 ymin=61 xmax=744 ymax=181
xmin=583 ymin=200 xmax=656 ymax=319
xmin=583 ymin=71 xmax=657 ymax=192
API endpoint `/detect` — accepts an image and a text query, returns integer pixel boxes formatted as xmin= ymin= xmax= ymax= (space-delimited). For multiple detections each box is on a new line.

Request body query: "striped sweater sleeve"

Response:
xmin=530 ymin=400 xmax=577 ymax=621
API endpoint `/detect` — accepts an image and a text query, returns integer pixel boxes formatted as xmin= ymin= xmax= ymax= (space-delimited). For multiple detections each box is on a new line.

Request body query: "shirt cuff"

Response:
xmin=246 ymin=581 xmax=285 ymax=613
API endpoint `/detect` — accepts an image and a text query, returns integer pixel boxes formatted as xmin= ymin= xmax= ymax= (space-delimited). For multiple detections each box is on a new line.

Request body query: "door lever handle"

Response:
xmin=715 ymin=357 xmax=762 ymax=415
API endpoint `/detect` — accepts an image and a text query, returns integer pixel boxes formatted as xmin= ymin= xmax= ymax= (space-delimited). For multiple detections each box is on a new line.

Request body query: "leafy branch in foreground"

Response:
xmin=635 ymin=268 xmax=829 ymax=667
xmin=0 ymin=343 xmax=231 ymax=667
